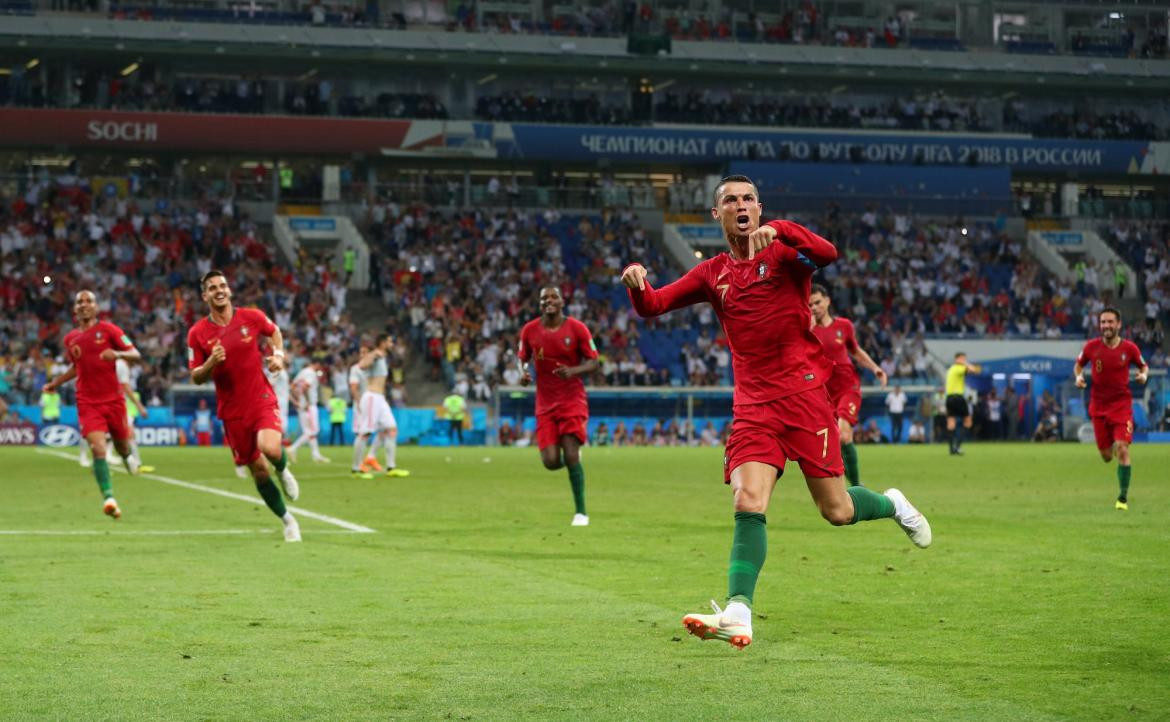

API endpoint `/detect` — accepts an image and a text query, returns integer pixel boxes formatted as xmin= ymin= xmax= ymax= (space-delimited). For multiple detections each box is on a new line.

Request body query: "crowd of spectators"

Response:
xmin=1032 ymin=110 xmax=1166 ymax=142
xmin=353 ymin=183 xmax=1169 ymax=415
xmin=0 ymin=170 xmax=364 ymax=407
xmin=475 ymin=94 xmax=632 ymax=126
xmin=16 ymin=0 xmax=1165 ymax=62
xmin=3 ymin=168 xmax=1167 ymax=423
xmin=9 ymin=70 xmax=1165 ymax=144
xmin=653 ymin=90 xmax=988 ymax=132
xmin=1097 ymin=218 xmax=1170 ymax=362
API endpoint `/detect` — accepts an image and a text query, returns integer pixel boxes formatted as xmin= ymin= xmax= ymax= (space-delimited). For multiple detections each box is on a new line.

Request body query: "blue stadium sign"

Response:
xmin=492 ymin=123 xmax=1155 ymax=172
xmin=289 ymin=217 xmax=337 ymax=232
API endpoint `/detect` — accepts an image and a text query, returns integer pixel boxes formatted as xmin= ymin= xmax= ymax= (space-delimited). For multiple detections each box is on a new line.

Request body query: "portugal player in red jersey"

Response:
xmin=809 ymin=284 xmax=887 ymax=486
xmin=188 ymin=270 xmax=302 ymax=542
xmin=1074 ymin=307 xmax=1148 ymax=510
xmin=43 ymin=290 xmax=142 ymax=519
xmin=517 ymin=286 xmax=600 ymax=526
xmin=621 ymin=175 xmax=930 ymax=649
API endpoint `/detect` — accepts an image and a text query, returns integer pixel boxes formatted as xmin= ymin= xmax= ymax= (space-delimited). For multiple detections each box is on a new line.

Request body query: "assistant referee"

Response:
xmin=945 ymin=352 xmax=982 ymax=455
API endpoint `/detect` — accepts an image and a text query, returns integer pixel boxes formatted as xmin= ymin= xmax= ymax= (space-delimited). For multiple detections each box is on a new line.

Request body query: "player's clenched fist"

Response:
xmin=746 ymin=224 xmax=777 ymax=259
xmin=209 ymin=340 xmax=226 ymax=366
xmin=620 ymin=263 xmax=647 ymax=290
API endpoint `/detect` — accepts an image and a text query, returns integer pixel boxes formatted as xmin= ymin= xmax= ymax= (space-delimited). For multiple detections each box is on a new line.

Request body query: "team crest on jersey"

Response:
xmin=757 ymin=262 xmax=767 ymax=278
xmin=836 ymin=330 xmax=843 ymax=339
xmin=1121 ymin=353 xmax=1127 ymax=361
xmin=95 ymin=331 xmax=103 ymax=341
xmin=241 ymin=325 xmax=251 ymax=340
xmin=563 ymin=337 xmax=571 ymax=347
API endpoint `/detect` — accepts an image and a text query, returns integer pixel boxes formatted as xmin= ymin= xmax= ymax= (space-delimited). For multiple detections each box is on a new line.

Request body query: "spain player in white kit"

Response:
xmin=116 ymin=358 xmax=155 ymax=473
xmin=351 ymin=334 xmax=409 ymax=478
xmin=289 ymin=359 xmax=330 ymax=463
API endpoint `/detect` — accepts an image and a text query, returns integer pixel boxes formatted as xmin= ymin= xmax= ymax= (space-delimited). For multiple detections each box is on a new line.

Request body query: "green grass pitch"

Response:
xmin=1 ymin=443 xmax=1168 ymax=720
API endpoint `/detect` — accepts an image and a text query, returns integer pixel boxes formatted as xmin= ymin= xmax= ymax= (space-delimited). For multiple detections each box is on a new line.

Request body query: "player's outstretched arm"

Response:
xmin=43 ymin=366 xmax=77 ymax=393
xmin=764 ymin=220 xmax=838 ymax=267
xmin=851 ymin=346 xmax=888 ymax=387
xmin=621 ymin=263 xmax=708 ymax=317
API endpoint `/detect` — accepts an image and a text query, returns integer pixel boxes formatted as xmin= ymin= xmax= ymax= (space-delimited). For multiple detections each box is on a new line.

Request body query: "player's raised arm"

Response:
xmin=764 ymin=220 xmax=838 ymax=268
xmin=621 ymin=263 xmax=708 ymax=317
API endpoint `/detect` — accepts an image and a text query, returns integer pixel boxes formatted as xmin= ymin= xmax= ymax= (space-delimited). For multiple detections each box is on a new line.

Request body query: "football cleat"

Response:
xmin=282 ymin=513 xmax=302 ymax=542
xmin=385 ymin=468 xmax=411 ymax=478
xmin=138 ymin=464 xmax=156 ymax=474
xmin=1115 ymin=500 xmax=1128 ymax=511
xmin=279 ymin=467 xmax=300 ymax=502
xmin=885 ymin=488 xmax=932 ymax=548
xmin=351 ymin=470 xmax=374 ymax=480
xmin=361 ymin=456 xmax=383 ymax=472
xmin=682 ymin=600 xmax=752 ymax=649
xmin=125 ymin=455 xmax=141 ymax=475
xmin=102 ymin=498 xmax=122 ymax=520
xmin=571 ymin=513 xmax=589 ymax=527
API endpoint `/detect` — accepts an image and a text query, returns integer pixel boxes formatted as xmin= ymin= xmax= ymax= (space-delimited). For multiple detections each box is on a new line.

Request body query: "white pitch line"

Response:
xmin=36 ymin=449 xmax=375 ymax=533
xmin=0 ymin=529 xmax=362 ymax=536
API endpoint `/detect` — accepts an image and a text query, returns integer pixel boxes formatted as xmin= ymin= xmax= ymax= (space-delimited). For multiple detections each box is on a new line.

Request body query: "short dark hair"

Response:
xmin=1100 ymin=307 xmax=1122 ymax=323
xmin=200 ymin=270 xmax=226 ymax=291
xmin=810 ymin=283 xmax=829 ymax=297
xmin=374 ymin=333 xmax=391 ymax=346
xmin=712 ymin=174 xmax=758 ymax=207
xmin=954 ymin=352 xmax=966 ymax=360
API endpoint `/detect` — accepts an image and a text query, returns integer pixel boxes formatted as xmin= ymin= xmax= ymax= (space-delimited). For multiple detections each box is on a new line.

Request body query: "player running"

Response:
xmin=116 ymin=358 xmax=155 ymax=474
xmin=1074 ymin=307 xmax=1148 ymax=510
xmin=517 ymin=286 xmax=600 ymax=527
xmin=351 ymin=334 xmax=409 ymax=478
xmin=43 ymin=290 xmax=143 ymax=519
xmin=809 ymin=284 xmax=887 ymax=486
xmin=620 ymin=175 xmax=930 ymax=650
xmin=187 ymin=270 xmax=302 ymax=542
xmin=289 ymin=358 xmax=330 ymax=463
